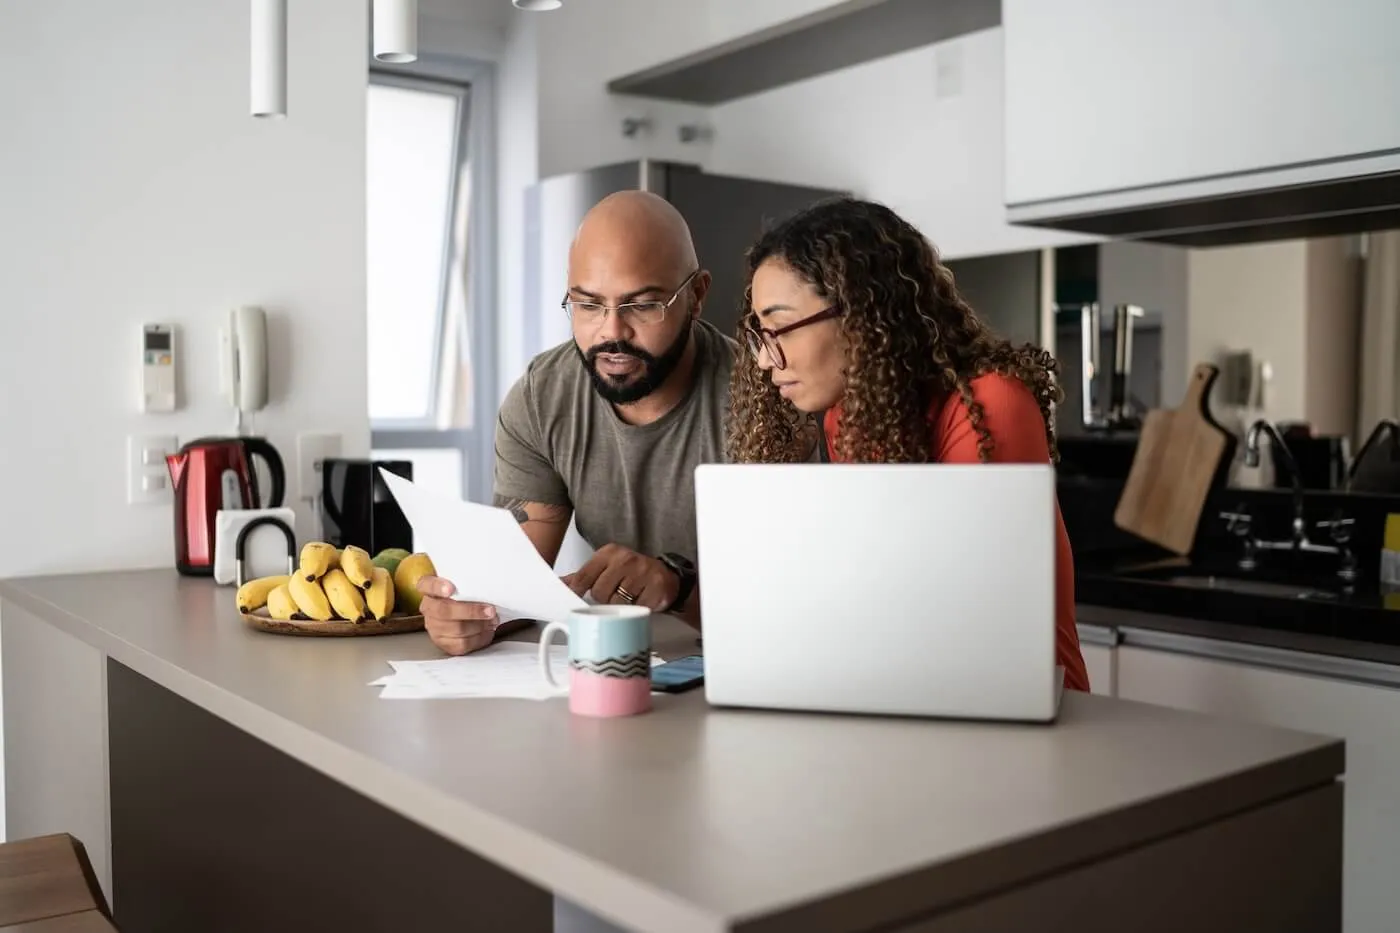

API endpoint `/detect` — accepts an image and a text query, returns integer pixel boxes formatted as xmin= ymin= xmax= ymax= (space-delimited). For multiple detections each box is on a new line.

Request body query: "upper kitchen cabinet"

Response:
xmin=609 ymin=0 xmax=1000 ymax=104
xmin=1002 ymin=0 xmax=1400 ymax=247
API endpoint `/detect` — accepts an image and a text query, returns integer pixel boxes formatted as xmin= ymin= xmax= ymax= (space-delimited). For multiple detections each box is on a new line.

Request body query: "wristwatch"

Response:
xmin=657 ymin=552 xmax=698 ymax=613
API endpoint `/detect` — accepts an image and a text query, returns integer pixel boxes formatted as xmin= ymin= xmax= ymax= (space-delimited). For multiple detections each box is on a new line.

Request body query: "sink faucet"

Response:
xmin=1224 ymin=420 xmax=1359 ymax=583
xmin=1243 ymin=419 xmax=1306 ymax=544
xmin=1220 ymin=503 xmax=1358 ymax=582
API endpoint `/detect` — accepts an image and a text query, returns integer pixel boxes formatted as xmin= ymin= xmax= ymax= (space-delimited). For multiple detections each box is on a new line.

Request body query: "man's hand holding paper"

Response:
xmin=379 ymin=471 xmax=589 ymax=656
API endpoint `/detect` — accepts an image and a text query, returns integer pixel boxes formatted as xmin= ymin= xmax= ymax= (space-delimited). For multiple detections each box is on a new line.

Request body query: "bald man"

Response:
xmin=418 ymin=191 xmax=735 ymax=656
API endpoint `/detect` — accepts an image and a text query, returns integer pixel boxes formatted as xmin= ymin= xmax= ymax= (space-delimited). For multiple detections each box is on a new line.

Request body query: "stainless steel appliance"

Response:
xmin=523 ymin=160 xmax=844 ymax=354
xmin=1057 ymin=301 xmax=1145 ymax=432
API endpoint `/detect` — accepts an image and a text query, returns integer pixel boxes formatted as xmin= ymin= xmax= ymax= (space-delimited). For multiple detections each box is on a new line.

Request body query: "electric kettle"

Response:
xmin=167 ymin=436 xmax=286 ymax=576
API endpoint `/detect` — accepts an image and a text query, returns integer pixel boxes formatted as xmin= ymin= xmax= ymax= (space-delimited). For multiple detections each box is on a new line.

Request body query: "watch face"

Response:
xmin=664 ymin=552 xmax=696 ymax=575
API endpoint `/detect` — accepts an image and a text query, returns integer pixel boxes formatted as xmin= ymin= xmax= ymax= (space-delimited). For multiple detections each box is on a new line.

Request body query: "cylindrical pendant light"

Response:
xmin=250 ymin=0 xmax=287 ymax=118
xmin=373 ymin=0 xmax=418 ymax=63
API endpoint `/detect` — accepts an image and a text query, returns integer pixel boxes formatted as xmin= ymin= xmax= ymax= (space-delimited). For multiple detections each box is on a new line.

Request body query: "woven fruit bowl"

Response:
xmin=239 ymin=608 xmax=425 ymax=637
xmin=236 ymin=543 xmax=436 ymax=638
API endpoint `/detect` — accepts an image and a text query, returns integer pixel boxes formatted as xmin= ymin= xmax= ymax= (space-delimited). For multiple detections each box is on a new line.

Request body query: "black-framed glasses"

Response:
xmin=743 ymin=306 xmax=842 ymax=370
xmin=561 ymin=269 xmax=702 ymax=328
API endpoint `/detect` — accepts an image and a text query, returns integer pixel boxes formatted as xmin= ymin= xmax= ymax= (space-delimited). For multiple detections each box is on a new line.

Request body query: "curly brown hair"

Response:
xmin=726 ymin=197 xmax=1062 ymax=464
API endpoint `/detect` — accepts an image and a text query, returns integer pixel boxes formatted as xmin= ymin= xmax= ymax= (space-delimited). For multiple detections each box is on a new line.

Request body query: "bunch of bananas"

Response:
xmin=236 ymin=542 xmax=437 ymax=624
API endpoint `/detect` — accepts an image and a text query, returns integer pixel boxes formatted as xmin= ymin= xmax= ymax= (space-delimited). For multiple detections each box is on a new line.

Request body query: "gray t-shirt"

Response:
xmin=493 ymin=320 xmax=735 ymax=561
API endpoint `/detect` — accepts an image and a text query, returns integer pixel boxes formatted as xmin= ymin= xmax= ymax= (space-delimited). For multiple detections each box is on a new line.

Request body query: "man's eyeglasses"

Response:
xmin=562 ymin=269 xmax=702 ymax=328
xmin=743 ymin=306 xmax=842 ymax=370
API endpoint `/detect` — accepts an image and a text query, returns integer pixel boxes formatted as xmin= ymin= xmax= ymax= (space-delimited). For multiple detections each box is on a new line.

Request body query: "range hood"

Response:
xmin=1006 ymin=153 xmax=1400 ymax=248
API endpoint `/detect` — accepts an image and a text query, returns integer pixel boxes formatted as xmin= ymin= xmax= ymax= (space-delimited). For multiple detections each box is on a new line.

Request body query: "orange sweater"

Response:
xmin=824 ymin=373 xmax=1092 ymax=693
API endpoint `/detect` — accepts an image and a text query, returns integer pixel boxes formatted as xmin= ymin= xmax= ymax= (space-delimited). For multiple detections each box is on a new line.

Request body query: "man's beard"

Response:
xmin=575 ymin=318 xmax=693 ymax=405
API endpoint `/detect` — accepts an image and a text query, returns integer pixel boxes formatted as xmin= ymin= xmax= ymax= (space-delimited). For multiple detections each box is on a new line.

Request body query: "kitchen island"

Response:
xmin=2 ymin=570 xmax=1344 ymax=933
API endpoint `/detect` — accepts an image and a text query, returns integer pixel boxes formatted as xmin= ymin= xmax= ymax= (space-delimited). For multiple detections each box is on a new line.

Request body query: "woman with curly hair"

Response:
xmin=728 ymin=197 xmax=1090 ymax=693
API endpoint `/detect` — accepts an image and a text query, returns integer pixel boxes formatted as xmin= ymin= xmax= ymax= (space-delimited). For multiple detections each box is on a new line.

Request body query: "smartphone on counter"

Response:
xmin=651 ymin=655 xmax=705 ymax=693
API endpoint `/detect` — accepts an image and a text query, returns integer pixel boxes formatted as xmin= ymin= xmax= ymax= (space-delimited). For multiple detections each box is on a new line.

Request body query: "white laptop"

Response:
xmin=694 ymin=463 xmax=1063 ymax=722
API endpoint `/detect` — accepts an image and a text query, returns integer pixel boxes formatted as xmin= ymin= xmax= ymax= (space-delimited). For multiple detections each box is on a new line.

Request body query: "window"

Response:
xmin=366 ymin=76 xmax=469 ymax=426
xmin=369 ymin=445 xmax=464 ymax=500
xmin=367 ymin=61 xmax=497 ymax=505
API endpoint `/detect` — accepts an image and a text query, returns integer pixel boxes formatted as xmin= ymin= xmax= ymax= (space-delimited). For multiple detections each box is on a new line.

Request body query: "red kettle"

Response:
xmin=166 ymin=436 xmax=286 ymax=576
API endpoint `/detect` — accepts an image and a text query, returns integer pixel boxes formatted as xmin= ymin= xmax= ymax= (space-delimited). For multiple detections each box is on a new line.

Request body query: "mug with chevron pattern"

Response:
xmin=539 ymin=605 xmax=653 ymax=717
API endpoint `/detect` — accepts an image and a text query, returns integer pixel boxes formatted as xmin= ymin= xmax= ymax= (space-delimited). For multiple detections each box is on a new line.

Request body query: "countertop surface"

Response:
xmin=0 ymin=570 xmax=1344 ymax=933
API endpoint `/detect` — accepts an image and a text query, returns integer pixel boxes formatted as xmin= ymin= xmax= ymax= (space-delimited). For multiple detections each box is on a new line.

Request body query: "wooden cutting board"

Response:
xmin=1113 ymin=363 xmax=1234 ymax=555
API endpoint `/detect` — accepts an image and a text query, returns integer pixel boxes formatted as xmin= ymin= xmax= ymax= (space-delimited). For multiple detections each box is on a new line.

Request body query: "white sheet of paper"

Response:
xmin=378 ymin=642 xmax=566 ymax=700
xmin=371 ymin=645 xmax=669 ymax=700
xmin=378 ymin=469 xmax=587 ymax=625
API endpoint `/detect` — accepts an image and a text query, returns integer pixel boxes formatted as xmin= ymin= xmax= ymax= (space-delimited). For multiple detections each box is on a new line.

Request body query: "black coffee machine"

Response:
xmin=320 ymin=458 xmax=414 ymax=553
xmin=1273 ymin=423 xmax=1351 ymax=491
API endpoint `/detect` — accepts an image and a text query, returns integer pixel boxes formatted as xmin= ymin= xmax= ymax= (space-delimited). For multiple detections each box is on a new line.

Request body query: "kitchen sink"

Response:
xmin=1110 ymin=561 xmax=1347 ymax=601
xmin=1140 ymin=573 xmax=1339 ymax=601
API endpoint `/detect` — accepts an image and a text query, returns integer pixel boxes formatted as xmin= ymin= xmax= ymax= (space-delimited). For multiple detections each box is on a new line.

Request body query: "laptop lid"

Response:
xmin=694 ymin=463 xmax=1060 ymax=721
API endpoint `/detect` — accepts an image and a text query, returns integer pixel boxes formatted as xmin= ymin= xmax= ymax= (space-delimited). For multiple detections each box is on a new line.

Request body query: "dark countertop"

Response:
xmin=1075 ymin=547 xmax=1400 ymax=670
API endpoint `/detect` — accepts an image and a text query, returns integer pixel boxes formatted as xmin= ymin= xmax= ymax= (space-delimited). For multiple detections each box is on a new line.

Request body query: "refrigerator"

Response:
xmin=523 ymin=160 xmax=846 ymax=356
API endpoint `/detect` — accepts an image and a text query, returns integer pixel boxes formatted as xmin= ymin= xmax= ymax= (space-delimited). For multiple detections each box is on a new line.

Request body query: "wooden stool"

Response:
xmin=0 ymin=835 xmax=117 ymax=932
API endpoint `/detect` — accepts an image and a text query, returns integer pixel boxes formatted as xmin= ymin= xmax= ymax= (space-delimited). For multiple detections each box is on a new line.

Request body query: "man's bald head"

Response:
xmin=569 ymin=190 xmax=698 ymax=287
xmin=564 ymin=190 xmax=710 ymax=407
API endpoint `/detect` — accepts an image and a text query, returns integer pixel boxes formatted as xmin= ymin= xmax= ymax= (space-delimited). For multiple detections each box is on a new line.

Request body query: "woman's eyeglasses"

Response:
xmin=562 ymin=269 xmax=701 ymax=328
xmin=743 ymin=306 xmax=841 ymax=371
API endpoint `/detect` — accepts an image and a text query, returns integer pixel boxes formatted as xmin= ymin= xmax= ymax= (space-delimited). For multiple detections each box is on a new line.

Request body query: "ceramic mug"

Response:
xmin=539 ymin=605 xmax=652 ymax=717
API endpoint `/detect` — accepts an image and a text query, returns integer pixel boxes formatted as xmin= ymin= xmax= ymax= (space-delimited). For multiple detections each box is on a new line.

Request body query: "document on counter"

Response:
xmin=374 ymin=642 xmax=566 ymax=700
xmin=370 ymin=642 xmax=666 ymax=700
xmin=378 ymin=469 xmax=587 ymax=626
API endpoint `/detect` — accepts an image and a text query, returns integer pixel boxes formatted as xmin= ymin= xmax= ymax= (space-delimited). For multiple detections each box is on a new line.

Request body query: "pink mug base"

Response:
xmin=568 ymin=669 xmax=652 ymax=718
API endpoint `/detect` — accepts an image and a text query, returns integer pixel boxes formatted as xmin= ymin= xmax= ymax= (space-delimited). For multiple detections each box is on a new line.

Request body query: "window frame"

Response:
xmin=367 ymin=54 xmax=499 ymax=504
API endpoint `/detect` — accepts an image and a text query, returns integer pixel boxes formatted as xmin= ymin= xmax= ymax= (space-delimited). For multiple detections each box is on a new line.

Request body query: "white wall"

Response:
xmin=0 ymin=0 xmax=371 ymax=839
xmin=1185 ymin=238 xmax=1361 ymax=430
xmin=705 ymin=0 xmax=851 ymax=45
xmin=705 ymin=28 xmax=1100 ymax=259
xmin=533 ymin=3 xmax=713 ymax=179
xmin=542 ymin=0 xmax=854 ymax=79
xmin=0 ymin=0 xmax=370 ymax=579
xmin=528 ymin=0 xmax=1011 ymax=185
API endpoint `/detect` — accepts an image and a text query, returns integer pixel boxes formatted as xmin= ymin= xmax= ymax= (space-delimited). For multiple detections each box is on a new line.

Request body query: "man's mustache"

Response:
xmin=586 ymin=341 xmax=655 ymax=364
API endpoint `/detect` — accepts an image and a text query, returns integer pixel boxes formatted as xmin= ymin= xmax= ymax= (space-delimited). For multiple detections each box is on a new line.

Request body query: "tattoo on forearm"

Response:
xmin=492 ymin=495 xmax=570 ymax=527
xmin=494 ymin=495 xmax=531 ymax=524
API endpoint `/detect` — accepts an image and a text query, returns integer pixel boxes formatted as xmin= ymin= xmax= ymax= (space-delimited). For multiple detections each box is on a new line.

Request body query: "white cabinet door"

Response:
xmin=1118 ymin=642 xmax=1400 ymax=933
xmin=1076 ymin=624 xmax=1117 ymax=697
xmin=1079 ymin=644 xmax=1115 ymax=697
xmin=1003 ymin=0 xmax=1400 ymax=206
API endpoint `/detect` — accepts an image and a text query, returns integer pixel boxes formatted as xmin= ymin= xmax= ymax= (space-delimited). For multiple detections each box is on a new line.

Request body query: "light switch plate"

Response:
xmin=128 ymin=434 xmax=178 ymax=506
xmin=297 ymin=432 xmax=342 ymax=504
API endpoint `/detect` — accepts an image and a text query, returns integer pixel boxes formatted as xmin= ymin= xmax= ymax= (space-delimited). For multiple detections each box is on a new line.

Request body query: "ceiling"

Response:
xmin=417 ymin=0 xmax=516 ymax=32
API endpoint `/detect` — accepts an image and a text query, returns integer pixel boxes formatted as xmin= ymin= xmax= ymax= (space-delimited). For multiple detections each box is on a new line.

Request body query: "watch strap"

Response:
xmin=658 ymin=552 xmax=697 ymax=612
